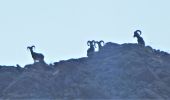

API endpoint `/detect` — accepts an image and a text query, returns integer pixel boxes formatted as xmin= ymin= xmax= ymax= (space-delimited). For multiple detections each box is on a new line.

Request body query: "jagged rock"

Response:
xmin=0 ymin=42 xmax=170 ymax=99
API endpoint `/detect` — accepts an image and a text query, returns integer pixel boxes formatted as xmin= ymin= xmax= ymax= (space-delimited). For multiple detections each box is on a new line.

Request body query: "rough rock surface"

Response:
xmin=0 ymin=42 xmax=170 ymax=99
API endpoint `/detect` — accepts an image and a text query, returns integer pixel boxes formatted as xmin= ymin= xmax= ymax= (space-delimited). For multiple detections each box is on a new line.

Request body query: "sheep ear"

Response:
xmin=27 ymin=47 xmax=30 ymax=50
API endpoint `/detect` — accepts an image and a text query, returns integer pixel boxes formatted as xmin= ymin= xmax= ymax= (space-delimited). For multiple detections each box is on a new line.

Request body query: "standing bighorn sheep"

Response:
xmin=87 ymin=40 xmax=96 ymax=57
xmin=27 ymin=45 xmax=44 ymax=63
xmin=134 ymin=30 xmax=145 ymax=46
xmin=95 ymin=40 xmax=104 ymax=51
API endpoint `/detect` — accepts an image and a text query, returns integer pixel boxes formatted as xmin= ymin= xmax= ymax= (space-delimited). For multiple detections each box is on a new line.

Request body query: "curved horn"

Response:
xmin=32 ymin=45 xmax=35 ymax=48
xmin=93 ymin=41 xmax=98 ymax=48
xmin=99 ymin=40 xmax=104 ymax=44
xmin=91 ymin=40 xmax=96 ymax=48
xmin=31 ymin=45 xmax=35 ymax=50
xmin=27 ymin=46 xmax=30 ymax=50
xmin=92 ymin=40 xmax=96 ymax=46
xmin=87 ymin=41 xmax=91 ymax=46
xmin=136 ymin=30 xmax=142 ymax=35
xmin=95 ymin=41 xmax=99 ymax=44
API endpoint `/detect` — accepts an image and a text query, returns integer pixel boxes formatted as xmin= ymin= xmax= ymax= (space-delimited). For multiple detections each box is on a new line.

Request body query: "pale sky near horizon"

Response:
xmin=0 ymin=0 xmax=170 ymax=66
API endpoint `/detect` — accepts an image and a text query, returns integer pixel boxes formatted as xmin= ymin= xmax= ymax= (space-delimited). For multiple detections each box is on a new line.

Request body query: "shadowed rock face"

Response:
xmin=0 ymin=42 xmax=170 ymax=99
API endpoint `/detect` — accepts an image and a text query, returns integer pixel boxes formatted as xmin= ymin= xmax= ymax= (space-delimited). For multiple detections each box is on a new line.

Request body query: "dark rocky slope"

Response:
xmin=0 ymin=42 xmax=170 ymax=99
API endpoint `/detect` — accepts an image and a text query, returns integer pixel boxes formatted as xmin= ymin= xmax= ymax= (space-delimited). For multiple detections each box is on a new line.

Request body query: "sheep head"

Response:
xmin=134 ymin=30 xmax=142 ymax=37
xmin=27 ymin=45 xmax=35 ymax=50
xmin=87 ymin=40 xmax=95 ymax=46
xmin=95 ymin=40 xmax=104 ymax=46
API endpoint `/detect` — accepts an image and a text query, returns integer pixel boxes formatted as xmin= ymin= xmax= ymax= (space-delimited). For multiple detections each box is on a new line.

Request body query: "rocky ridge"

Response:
xmin=0 ymin=42 xmax=170 ymax=99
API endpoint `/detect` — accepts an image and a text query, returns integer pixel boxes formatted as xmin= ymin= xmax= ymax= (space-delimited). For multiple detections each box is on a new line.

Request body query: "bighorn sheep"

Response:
xmin=134 ymin=30 xmax=145 ymax=46
xmin=27 ymin=45 xmax=44 ymax=63
xmin=87 ymin=40 xmax=96 ymax=57
xmin=95 ymin=40 xmax=104 ymax=51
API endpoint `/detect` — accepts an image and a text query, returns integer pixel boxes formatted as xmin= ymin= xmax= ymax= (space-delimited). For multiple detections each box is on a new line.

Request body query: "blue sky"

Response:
xmin=0 ymin=0 xmax=170 ymax=66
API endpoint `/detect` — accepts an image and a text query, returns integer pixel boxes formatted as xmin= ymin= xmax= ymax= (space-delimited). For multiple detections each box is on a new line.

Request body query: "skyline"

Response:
xmin=0 ymin=0 xmax=170 ymax=66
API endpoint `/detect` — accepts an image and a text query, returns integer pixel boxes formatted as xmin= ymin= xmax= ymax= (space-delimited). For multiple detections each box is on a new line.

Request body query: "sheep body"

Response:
xmin=134 ymin=30 xmax=145 ymax=46
xmin=87 ymin=40 xmax=96 ymax=57
xmin=27 ymin=46 xmax=44 ymax=63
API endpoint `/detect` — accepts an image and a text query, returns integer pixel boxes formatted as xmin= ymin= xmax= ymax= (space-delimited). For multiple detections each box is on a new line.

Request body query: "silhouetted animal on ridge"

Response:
xmin=87 ymin=40 xmax=96 ymax=57
xmin=95 ymin=40 xmax=104 ymax=51
xmin=27 ymin=45 xmax=44 ymax=63
xmin=134 ymin=30 xmax=145 ymax=46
